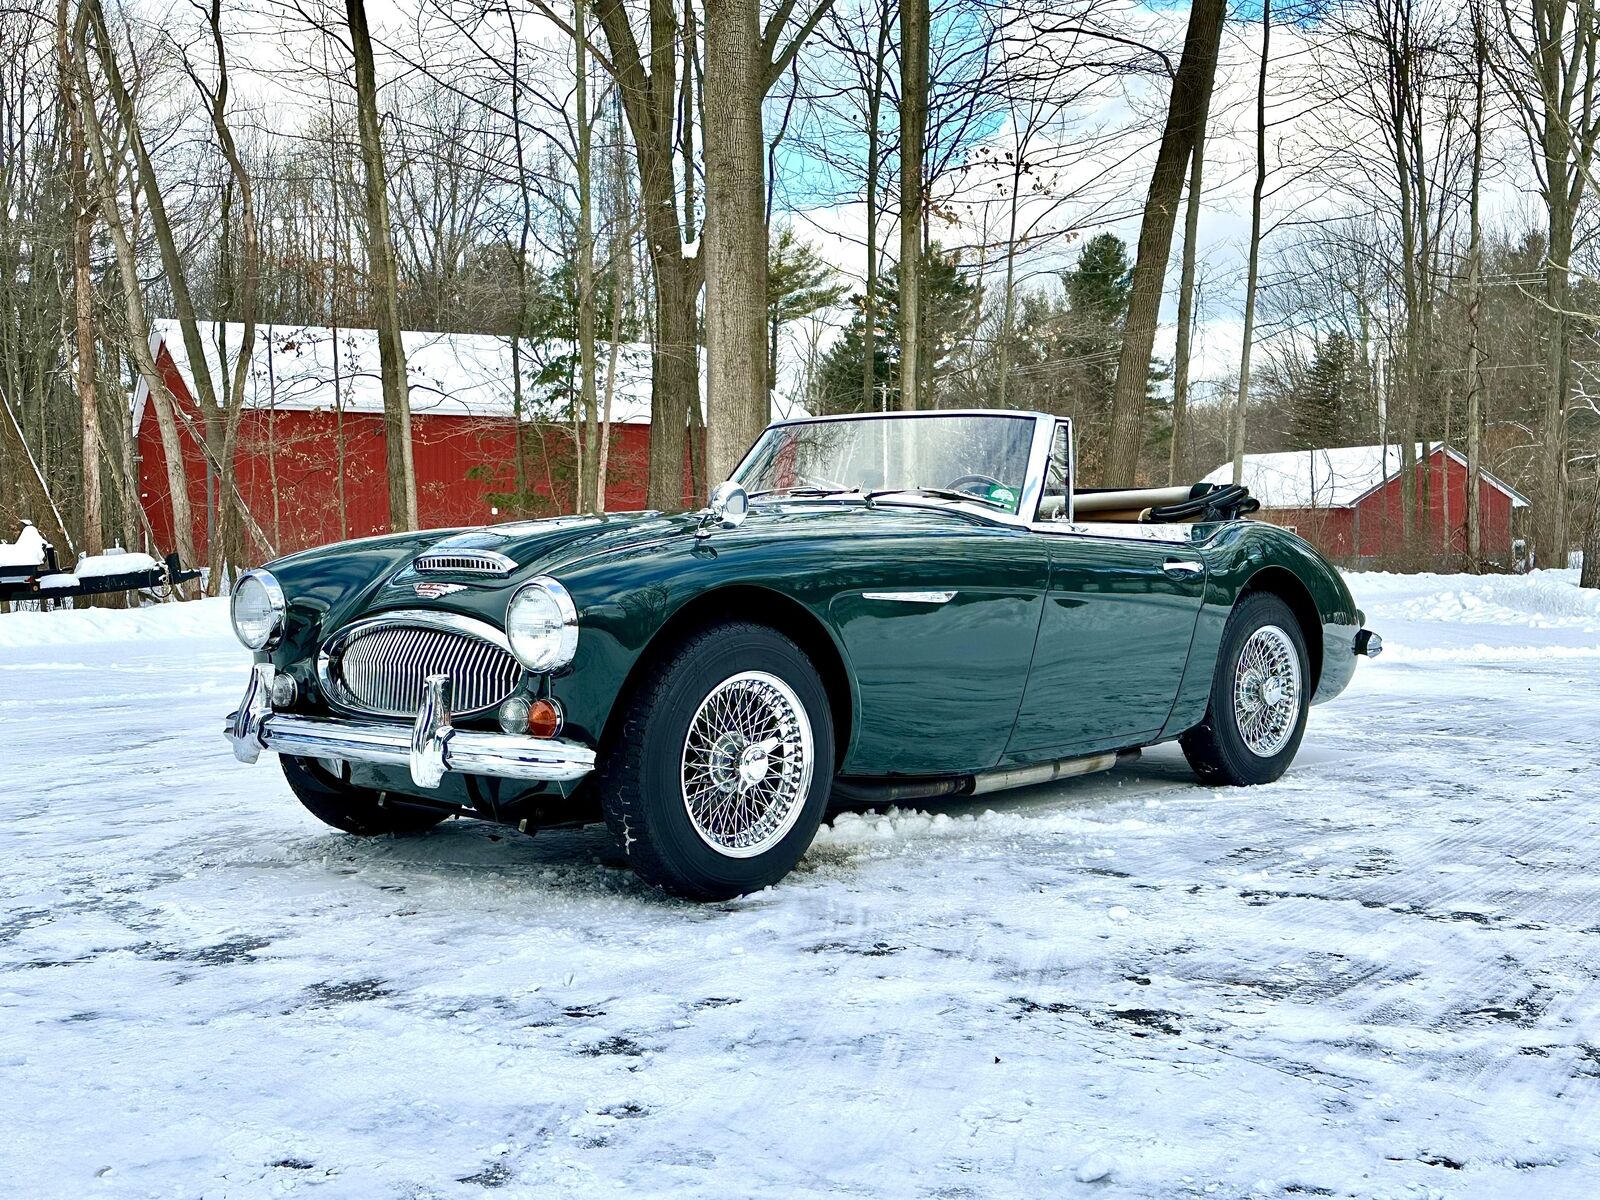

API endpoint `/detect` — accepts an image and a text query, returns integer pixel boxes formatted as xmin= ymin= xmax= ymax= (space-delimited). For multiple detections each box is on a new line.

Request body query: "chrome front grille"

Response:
xmin=323 ymin=613 xmax=522 ymax=718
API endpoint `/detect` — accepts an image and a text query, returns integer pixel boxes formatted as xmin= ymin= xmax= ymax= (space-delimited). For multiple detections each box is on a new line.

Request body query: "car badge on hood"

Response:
xmin=414 ymin=581 xmax=468 ymax=599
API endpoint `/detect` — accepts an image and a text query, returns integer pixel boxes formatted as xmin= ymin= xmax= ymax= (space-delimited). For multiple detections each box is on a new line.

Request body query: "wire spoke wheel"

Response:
xmin=680 ymin=670 xmax=814 ymax=858
xmin=1232 ymin=624 xmax=1302 ymax=758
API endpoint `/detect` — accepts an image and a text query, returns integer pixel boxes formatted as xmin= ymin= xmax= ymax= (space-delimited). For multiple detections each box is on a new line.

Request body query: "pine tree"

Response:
xmin=814 ymin=247 xmax=978 ymax=413
xmin=1290 ymin=333 xmax=1358 ymax=450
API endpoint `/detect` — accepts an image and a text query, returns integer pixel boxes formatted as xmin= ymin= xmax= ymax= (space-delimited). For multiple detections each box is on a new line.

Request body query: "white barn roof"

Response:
xmin=132 ymin=320 xmax=670 ymax=432
xmin=1203 ymin=444 xmax=1529 ymax=510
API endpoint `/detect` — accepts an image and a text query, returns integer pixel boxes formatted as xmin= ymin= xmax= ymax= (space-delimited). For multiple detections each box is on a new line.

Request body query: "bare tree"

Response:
xmin=183 ymin=0 xmax=262 ymax=584
xmin=346 ymin=0 xmax=418 ymax=530
xmin=1103 ymin=0 xmax=1225 ymax=485
xmin=1231 ymin=1 xmax=1272 ymax=486
xmin=1168 ymin=101 xmax=1208 ymax=484
xmin=57 ymin=0 xmax=103 ymax=560
xmin=899 ymin=0 xmax=928 ymax=410
xmin=703 ymin=0 xmax=769 ymax=482
xmin=575 ymin=0 xmax=600 ymax=510
xmin=71 ymin=12 xmax=200 ymax=591
xmin=1492 ymin=0 xmax=1600 ymax=567
xmin=1466 ymin=0 xmax=1489 ymax=569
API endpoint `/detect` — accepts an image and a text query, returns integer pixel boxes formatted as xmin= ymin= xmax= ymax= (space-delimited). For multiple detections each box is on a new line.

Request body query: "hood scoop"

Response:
xmin=414 ymin=532 xmax=518 ymax=576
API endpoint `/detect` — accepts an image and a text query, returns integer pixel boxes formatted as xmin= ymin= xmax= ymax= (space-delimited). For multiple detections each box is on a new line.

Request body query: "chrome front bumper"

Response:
xmin=225 ymin=664 xmax=595 ymax=789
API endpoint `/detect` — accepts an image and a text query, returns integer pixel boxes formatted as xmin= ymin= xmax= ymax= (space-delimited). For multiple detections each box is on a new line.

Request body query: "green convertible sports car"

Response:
xmin=225 ymin=410 xmax=1380 ymax=899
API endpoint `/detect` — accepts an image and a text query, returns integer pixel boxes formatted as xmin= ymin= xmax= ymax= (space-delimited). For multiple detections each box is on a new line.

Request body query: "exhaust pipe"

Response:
xmin=832 ymin=748 xmax=1139 ymax=805
xmin=968 ymin=747 xmax=1138 ymax=796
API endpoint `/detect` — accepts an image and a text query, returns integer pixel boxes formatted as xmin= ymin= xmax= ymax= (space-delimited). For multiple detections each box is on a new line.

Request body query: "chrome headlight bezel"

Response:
xmin=232 ymin=569 xmax=286 ymax=651
xmin=505 ymin=576 xmax=579 ymax=672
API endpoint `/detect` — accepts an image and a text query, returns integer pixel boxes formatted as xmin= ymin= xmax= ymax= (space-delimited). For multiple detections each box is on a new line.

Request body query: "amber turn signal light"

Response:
xmin=526 ymin=698 xmax=563 ymax=739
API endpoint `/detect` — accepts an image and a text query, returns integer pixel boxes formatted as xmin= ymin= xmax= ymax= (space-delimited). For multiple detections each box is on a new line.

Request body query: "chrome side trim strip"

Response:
xmin=861 ymin=590 xmax=957 ymax=604
xmin=226 ymin=665 xmax=594 ymax=787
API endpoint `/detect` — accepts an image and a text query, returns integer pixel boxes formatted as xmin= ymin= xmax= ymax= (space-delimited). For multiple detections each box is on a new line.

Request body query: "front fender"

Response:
xmin=544 ymin=533 xmax=853 ymax=755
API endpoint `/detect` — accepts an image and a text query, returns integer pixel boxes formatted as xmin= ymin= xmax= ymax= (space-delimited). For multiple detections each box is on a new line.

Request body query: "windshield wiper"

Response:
xmin=865 ymin=486 xmax=1011 ymax=511
xmin=748 ymin=485 xmax=857 ymax=500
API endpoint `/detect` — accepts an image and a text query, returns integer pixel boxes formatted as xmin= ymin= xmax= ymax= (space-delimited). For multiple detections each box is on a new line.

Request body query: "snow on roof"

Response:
xmin=133 ymin=320 xmax=674 ymax=432
xmin=1202 ymin=445 xmax=1530 ymax=510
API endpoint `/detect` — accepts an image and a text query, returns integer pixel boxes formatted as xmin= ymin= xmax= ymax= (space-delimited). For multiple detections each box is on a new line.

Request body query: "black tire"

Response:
xmin=1180 ymin=592 xmax=1311 ymax=786
xmin=597 ymin=621 xmax=835 ymax=901
xmin=280 ymin=755 xmax=450 ymax=836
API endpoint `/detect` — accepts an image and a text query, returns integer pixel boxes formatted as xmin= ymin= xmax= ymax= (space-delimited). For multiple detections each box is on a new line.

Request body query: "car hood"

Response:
xmin=264 ymin=500 xmax=997 ymax=657
xmin=413 ymin=500 xmax=994 ymax=579
xmin=415 ymin=511 xmax=694 ymax=576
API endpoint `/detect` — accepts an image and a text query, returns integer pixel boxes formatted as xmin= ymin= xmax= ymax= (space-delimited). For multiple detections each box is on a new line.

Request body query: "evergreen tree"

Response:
xmin=768 ymin=227 xmax=847 ymax=395
xmin=814 ymin=246 xmax=979 ymax=413
xmin=1290 ymin=332 xmax=1359 ymax=449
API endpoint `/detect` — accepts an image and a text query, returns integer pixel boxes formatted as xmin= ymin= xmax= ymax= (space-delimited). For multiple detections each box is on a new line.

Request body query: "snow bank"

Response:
xmin=0 ymin=522 xmax=48 ymax=569
xmin=0 ymin=596 xmax=230 ymax=649
xmin=1347 ymin=567 xmax=1600 ymax=633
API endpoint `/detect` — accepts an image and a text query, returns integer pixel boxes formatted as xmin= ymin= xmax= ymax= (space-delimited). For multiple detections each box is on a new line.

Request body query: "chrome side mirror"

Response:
xmin=698 ymin=482 xmax=750 ymax=538
xmin=708 ymin=482 xmax=749 ymax=527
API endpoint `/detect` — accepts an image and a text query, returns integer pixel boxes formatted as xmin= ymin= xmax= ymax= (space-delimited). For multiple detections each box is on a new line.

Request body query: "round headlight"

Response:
xmin=231 ymin=569 xmax=286 ymax=650
xmin=505 ymin=577 xmax=579 ymax=672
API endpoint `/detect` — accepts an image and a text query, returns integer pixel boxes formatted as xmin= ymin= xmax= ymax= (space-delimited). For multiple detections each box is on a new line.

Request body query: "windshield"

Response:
xmin=732 ymin=414 xmax=1036 ymax=514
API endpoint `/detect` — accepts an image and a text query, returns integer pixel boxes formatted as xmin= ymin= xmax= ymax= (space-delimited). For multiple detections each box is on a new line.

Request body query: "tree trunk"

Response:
xmin=1168 ymin=132 xmax=1206 ymax=486
xmin=995 ymin=143 xmax=1024 ymax=409
xmin=1466 ymin=0 xmax=1486 ymax=571
xmin=60 ymin=0 xmax=102 ymax=559
xmin=704 ymin=0 xmax=768 ymax=484
xmin=83 ymin=0 xmax=271 ymax=571
xmin=1104 ymin=0 xmax=1226 ymax=486
xmin=859 ymin=0 xmax=889 ymax=412
xmin=73 ymin=13 xmax=200 ymax=590
xmin=898 ymin=0 xmax=928 ymax=411
xmin=346 ymin=0 xmax=418 ymax=531
xmin=576 ymin=0 xmax=600 ymax=511
xmin=196 ymin=0 xmax=262 ymax=582
xmin=1538 ymin=200 xmax=1573 ymax=568
xmin=592 ymin=0 xmax=703 ymax=510
xmin=1581 ymin=466 xmax=1600 ymax=587
xmin=1230 ymin=0 xmax=1270 ymax=486
xmin=599 ymin=104 xmax=633 ymax=510
xmin=652 ymin=256 xmax=700 ymax=508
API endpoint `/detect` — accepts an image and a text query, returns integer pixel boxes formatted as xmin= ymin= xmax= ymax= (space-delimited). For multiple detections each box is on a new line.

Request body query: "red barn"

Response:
xmin=1204 ymin=444 xmax=1530 ymax=568
xmin=133 ymin=321 xmax=695 ymax=563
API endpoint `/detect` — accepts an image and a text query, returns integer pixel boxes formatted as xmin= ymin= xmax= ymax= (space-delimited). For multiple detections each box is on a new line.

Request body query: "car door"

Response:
xmin=827 ymin=524 xmax=1048 ymax=777
xmin=1005 ymin=422 xmax=1207 ymax=760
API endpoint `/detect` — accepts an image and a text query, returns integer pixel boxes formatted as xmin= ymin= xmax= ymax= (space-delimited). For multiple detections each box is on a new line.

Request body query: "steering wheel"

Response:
xmin=945 ymin=473 xmax=1006 ymax=499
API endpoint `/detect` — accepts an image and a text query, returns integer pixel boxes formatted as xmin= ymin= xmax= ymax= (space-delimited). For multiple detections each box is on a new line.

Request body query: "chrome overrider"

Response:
xmin=226 ymin=663 xmax=596 ymax=789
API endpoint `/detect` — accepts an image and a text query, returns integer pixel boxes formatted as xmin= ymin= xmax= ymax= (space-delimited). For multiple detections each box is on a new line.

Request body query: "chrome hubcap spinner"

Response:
xmin=681 ymin=670 xmax=814 ymax=858
xmin=1233 ymin=624 xmax=1301 ymax=758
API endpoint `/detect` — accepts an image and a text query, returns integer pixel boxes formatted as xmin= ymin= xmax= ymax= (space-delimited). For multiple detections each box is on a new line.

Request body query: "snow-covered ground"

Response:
xmin=2 ymin=572 xmax=1598 ymax=1199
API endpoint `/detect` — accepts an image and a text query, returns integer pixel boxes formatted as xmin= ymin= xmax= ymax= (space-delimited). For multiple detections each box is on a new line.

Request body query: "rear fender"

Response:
xmin=1158 ymin=523 xmax=1362 ymax=739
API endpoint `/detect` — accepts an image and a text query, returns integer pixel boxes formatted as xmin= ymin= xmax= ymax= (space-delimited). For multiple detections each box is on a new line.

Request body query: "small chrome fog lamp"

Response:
xmin=498 ymin=696 xmax=532 ymax=735
xmin=269 ymin=672 xmax=298 ymax=709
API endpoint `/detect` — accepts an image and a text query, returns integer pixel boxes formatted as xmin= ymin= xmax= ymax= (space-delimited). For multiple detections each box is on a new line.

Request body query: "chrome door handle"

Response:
xmin=861 ymin=590 xmax=958 ymax=603
xmin=1162 ymin=560 xmax=1204 ymax=576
